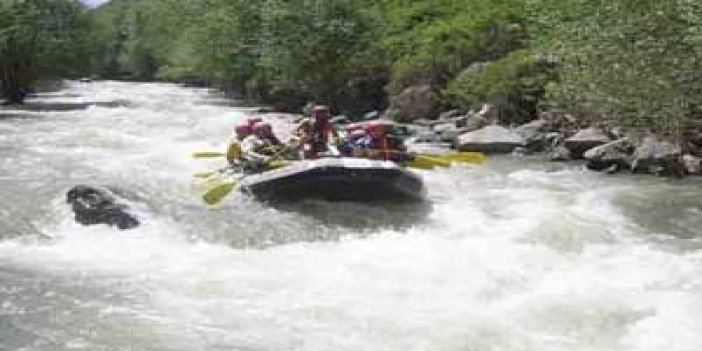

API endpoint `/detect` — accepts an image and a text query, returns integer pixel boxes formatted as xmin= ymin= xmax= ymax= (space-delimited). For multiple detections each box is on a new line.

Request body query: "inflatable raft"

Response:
xmin=238 ymin=158 xmax=426 ymax=203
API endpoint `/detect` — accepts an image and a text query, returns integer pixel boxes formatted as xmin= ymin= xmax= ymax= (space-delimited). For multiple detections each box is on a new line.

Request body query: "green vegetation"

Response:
xmin=0 ymin=0 xmax=94 ymax=104
xmin=2 ymin=0 xmax=700 ymax=136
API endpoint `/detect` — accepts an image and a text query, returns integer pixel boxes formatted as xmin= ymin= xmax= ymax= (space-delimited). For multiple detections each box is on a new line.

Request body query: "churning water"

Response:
xmin=1 ymin=81 xmax=701 ymax=351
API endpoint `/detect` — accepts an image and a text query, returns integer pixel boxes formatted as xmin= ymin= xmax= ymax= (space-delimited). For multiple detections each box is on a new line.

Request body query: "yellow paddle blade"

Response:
xmin=192 ymin=151 xmax=226 ymax=158
xmin=408 ymin=155 xmax=451 ymax=169
xmin=439 ymin=152 xmax=487 ymax=164
xmin=202 ymin=181 xmax=236 ymax=205
xmin=193 ymin=171 xmax=217 ymax=178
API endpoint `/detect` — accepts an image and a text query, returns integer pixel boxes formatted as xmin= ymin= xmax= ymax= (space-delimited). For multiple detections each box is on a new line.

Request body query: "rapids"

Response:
xmin=1 ymin=81 xmax=701 ymax=351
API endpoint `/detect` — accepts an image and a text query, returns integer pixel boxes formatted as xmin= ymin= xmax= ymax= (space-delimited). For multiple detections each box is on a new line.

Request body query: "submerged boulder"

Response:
xmin=66 ymin=185 xmax=139 ymax=230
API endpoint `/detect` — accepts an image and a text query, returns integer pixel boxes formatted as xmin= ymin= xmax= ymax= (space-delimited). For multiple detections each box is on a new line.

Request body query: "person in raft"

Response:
xmin=226 ymin=122 xmax=252 ymax=166
xmin=356 ymin=120 xmax=411 ymax=162
xmin=299 ymin=105 xmax=339 ymax=159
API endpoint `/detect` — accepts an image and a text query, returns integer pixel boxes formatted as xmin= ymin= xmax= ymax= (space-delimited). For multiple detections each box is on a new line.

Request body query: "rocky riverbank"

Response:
xmin=395 ymin=103 xmax=702 ymax=178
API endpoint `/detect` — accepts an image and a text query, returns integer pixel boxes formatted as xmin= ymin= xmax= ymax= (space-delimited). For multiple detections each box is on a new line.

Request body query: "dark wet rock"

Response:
xmin=66 ymin=185 xmax=139 ymax=230
xmin=515 ymin=119 xmax=551 ymax=152
xmin=631 ymin=136 xmax=684 ymax=177
xmin=385 ymin=84 xmax=440 ymax=122
xmin=564 ymin=127 xmax=612 ymax=158
xmin=583 ymin=138 xmax=636 ymax=173
xmin=455 ymin=125 xmax=525 ymax=153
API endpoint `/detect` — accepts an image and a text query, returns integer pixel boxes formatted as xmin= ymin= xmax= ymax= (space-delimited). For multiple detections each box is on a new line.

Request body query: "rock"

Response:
xmin=515 ymin=119 xmax=551 ymax=152
xmin=455 ymin=114 xmax=488 ymax=132
xmin=682 ymin=154 xmax=702 ymax=175
xmin=438 ymin=109 xmax=463 ymax=120
xmin=548 ymin=145 xmax=571 ymax=161
xmin=385 ymin=84 xmax=441 ymax=122
xmin=631 ymin=136 xmax=684 ymax=177
xmin=455 ymin=125 xmax=525 ymax=153
xmin=363 ymin=110 xmax=380 ymax=120
xmin=412 ymin=118 xmax=442 ymax=127
xmin=475 ymin=103 xmax=500 ymax=124
xmin=564 ymin=127 xmax=612 ymax=158
xmin=66 ymin=185 xmax=139 ymax=230
xmin=583 ymin=138 xmax=636 ymax=173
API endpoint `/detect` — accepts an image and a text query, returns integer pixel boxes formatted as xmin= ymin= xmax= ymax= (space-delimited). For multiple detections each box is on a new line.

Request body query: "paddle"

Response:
xmin=192 ymin=151 xmax=227 ymax=159
xmin=408 ymin=154 xmax=452 ymax=169
xmin=194 ymin=147 xmax=485 ymax=163
xmin=435 ymin=152 xmax=486 ymax=164
xmin=202 ymin=179 xmax=237 ymax=205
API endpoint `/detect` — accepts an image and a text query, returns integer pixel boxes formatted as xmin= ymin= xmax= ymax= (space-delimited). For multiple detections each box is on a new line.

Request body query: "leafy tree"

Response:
xmin=0 ymin=0 xmax=93 ymax=103
xmin=528 ymin=0 xmax=702 ymax=135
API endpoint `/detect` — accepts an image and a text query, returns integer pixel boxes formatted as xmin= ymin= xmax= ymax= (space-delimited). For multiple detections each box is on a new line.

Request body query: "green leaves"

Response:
xmin=1 ymin=0 xmax=92 ymax=103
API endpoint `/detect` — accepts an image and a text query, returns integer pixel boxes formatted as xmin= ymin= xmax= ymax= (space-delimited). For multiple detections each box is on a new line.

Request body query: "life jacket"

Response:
xmin=312 ymin=119 xmax=334 ymax=143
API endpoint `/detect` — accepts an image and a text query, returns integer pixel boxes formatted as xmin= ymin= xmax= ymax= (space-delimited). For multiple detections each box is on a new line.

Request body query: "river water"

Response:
xmin=1 ymin=81 xmax=701 ymax=351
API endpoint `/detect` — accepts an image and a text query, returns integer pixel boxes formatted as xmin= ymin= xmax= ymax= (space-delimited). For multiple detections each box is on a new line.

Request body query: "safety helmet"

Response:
xmin=234 ymin=123 xmax=251 ymax=135
xmin=246 ymin=117 xmax=263 ymax=127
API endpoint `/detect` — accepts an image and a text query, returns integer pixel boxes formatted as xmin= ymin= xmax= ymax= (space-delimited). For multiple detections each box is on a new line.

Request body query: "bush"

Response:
xmin=444 ymin=50 xmax=556 ymax=124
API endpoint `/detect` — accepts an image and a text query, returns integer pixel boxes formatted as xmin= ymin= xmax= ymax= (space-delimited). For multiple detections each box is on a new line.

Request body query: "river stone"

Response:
xmin=66 ymin=185 xmax=139 ymax=230
xmin=456 ymin=114 xmax=488 ymax=132
xmin=438 ymin=109 xmax=462 ymax=121
xmin=548 ymin=145 xmax=571 ymax=161
xmin=631 ymin=136 xmax=683 ymax=177
xmin=564 ymin=127 xmax=612 ymax=158
xmin=682 ymin=154 xmax=701 ymax=175
xmin=455 ymin=125 xmax=525 ymax=153
xmin=583 ymin=138 xmax=636 ymax=172
xmin=385 ymin=84 xmax=440 ymax=122
xmin=515 ymin=119 xmax=551 ymax=152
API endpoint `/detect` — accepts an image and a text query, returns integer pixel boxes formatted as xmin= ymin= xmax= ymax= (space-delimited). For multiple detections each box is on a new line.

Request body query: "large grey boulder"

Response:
xmin=564 ymin=127 xmax=612 ymax=158
xmin=631 ymin=136 xmax=684 ymax=177
xmin=583 ymin=138 xmax=636 ymax=173
xmin=385 ymin=84 xmax=441 ymax=122
xmin=66 ymin=185 xmax=139 ymax=230
xmin=455 ymin=125 xmax=525 ymax=153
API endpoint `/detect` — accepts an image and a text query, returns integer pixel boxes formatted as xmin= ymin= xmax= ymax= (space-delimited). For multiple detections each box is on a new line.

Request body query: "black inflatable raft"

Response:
xmin=239 ymin=158 xmax=426 ymax=203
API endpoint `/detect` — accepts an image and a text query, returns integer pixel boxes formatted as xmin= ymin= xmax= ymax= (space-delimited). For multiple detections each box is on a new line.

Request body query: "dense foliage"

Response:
xmin=0 ymin=0 xmax=94 ymax=103
xmin=3 ymin=0 xmax=701 ymax=136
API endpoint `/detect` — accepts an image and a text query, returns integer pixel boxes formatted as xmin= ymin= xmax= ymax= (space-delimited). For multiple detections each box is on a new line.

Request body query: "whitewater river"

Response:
xmin=1 ymin=81 xmax=701 ymax=351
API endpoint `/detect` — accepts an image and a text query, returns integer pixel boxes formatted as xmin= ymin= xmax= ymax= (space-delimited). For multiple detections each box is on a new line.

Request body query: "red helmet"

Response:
xmin=312 ymin=105 xmax=330 ymax=119
xmin=246 ymin=117 xmax=263 ymax=127
xmin=234 ymin=123 xmax=251 ymax=135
